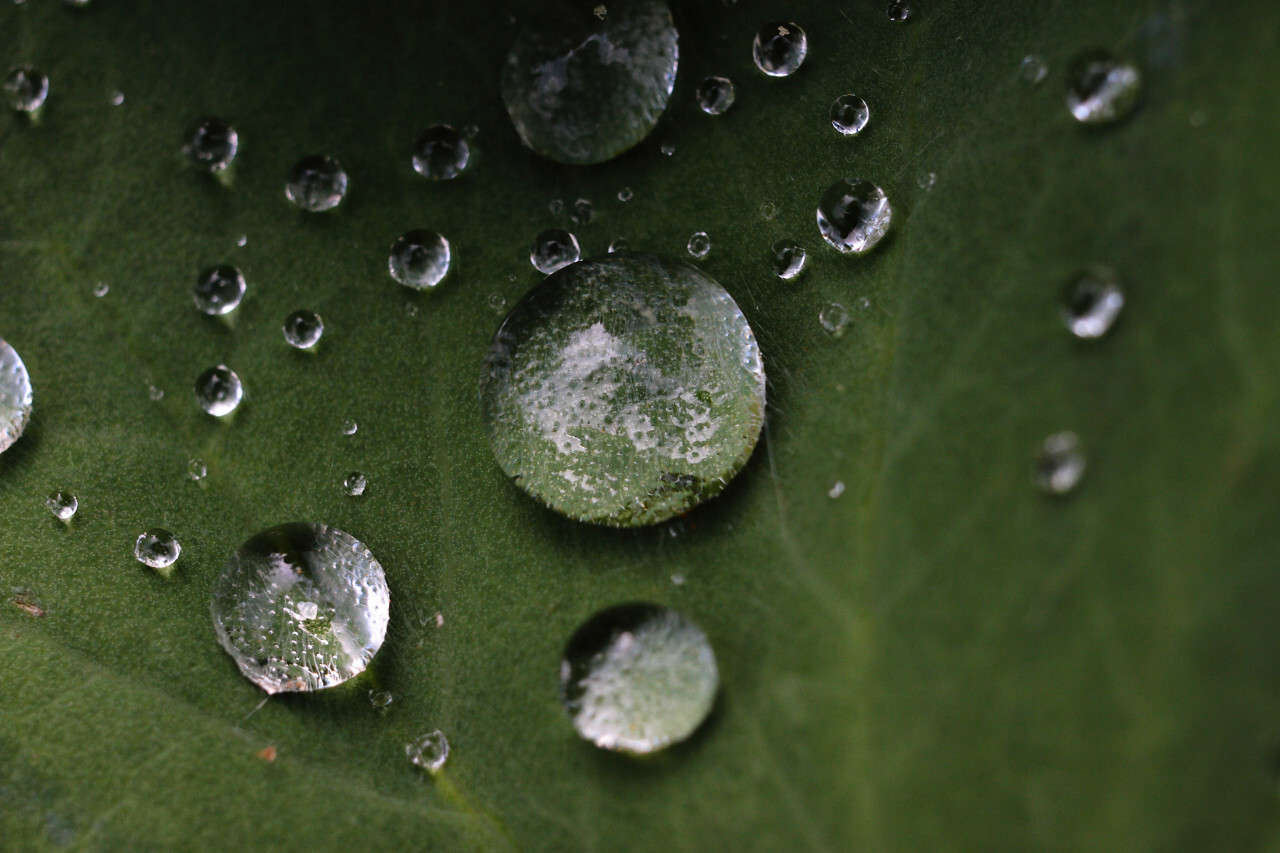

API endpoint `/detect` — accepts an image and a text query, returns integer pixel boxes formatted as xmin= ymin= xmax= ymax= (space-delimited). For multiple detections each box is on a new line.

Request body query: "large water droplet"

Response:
xmin=135 ymin=528 xmax=181 ymax=573
xmin=182 ymin=118 xmax=238 ymax=171
xmin=480 ymin=252 xmax=766 ymax=527
xmin=560 ymin=603 xmax=718 ymax=754
xmin=412 ymin=125 xmax=470 ymax=180
xmin=829 ymin=94 xmax=869 ymax=136
xmin=530 ymin=229 xmax=581 ymax=274
xmin=696 ymin=75 xmax=736 ymax=115
xmin=501 ymin=0 xmax=679 ymax=164
xmin=285 ymin=155 xmax=348 ymax=212
xmin=195 ymin=365 xmax=243 ymax=417
xmin=210 ymin=523 xmax=391 ymax=694
xmin=405 ymin=730 xmax=450 ymax=774
xmin=816 ymin=178 xmax=893 ymax=255
xmin=389 ymin=230 xmax=451 ymax=290
xmin=4 ymin=66 xmax=48 ymax=113
xmin=45 ymin=490 xmax=77 ymax=521
xmin=1063 ymin=266 xmax=1125 ymax=339
xmin=0 ymin=339 xmax=33 ymax=455
xmin=193 ymin=264 xmax=246 ymax=315
xmin=752 ymin=22 xmax=807 ymax=77
xmin=1033 ymin=432 xmax=1086 ymax=495
xmin=769 ymin=240 xmax=807 ymax=280
xmin=282 ymin=309 xmax=324 ymax=349
xmin=1066 ymin=51 xmax=1142 ymax=125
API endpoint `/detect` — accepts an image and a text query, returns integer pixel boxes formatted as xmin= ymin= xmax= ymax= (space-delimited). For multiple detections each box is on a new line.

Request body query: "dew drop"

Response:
xmin=752 ymin=22 xmax=807 ymax=77
xmin=0 ymin=339 xmax=33 ymax=455
xmin=759 ymin=200 xmax=779 ymax=220
xmin=45 ymin=490 xmax=77 ymax=521
xmin=109 ymin=90 xmax=124 ymax=106
xmin=816 ymin=178 xmax=893 ymax=255
xmin=282 ymin=309 xmax=324 ymax=349
xmin=1063 ymin=266 xmax=1125 ymax=339
xmin=134 ymin=528 xmax=181 ymax=572
xmin=195 ymin=365 xmax=243 ymax=417
xmin=4 ymin=66 xmax=48 ymax=113
xmin=92 ymin=281 xmax=109 ymax=297
xmin=617 ymin=186 xmax=634 ymax=202
xmin=188 ymin=458 xmax=207 ymax=481
xmin=389 ymin=230 xmax=451 ymax=290
xmin=819 ymin=302 xmax=850 ymax=337
xmin=696 ymin=75 xmax=736 ymax=115
xmin=827 ymin=481 xmax=845 ymax=499
xmin=829 ymin=94 xmax=870 ymax=136
xmin=343 ymin=472 xmax=368 ymax=497
xmin=1033 ymin=432 xmax=1086 ymax=495
xmin=769 ymin=240 xmax=807 ymax=280
xmin=1021 ymin=54 xmax=1048 ymax=85
xmin=182 ymin=118 xmax=238 ymax=171
xmin=560 ymin=603 xmax=718 ymax=754
xmin=488 ymin=293 xmax=508 ymax=312
xmin=412 ymin=125 xmax=470 ymax=180
xmin=549 ymin=198 xmax=566 ymax=217
xmin=210 ymin=523 xmax=391 ymax=693
xmin=917 ymin=170 xmax=938 ymax=191
xmin=1066 ymin=51 xmax=1142 ymax=125
xmin=405 ymin=730 xmax=449 ymax=774
xmin=148 ymin=385 xmax=165 ymax=402
xmin=886 ymin=0 xmax=911 ymax=22
xmin=686 ymin=231 xmax=711 ymax=259
xmin=193 ymin=264 xmax=246 ymax=315
xmin=571 ymin=198 xmax=594 ymax=225
xmin=341 ymin=419 xmax=358 ymax=436
xmin=285 ymin=155 xmax=348 ymax=212
xmin=530 ymin=229 xmax=581 ymax=275
xmin=369 ymin=689 xmax=393 ymax=709
xmin=235 ymin=234 xmax=248 ymax=248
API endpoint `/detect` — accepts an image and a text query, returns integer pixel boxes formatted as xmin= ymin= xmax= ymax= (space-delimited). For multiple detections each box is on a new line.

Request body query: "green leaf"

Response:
xmin=2 ymin=0 xmax=1278 ymax=849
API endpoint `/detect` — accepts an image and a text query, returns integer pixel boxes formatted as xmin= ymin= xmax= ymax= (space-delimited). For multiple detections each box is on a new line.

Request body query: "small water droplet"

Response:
xmin=1066 ymin=51 xmax=1142 ymax=125
xmin=45 ymin=490 xmax=77 ymax=521
xmin=827 ymin=481 xmax=845 ymax=499
xmin=285 ymin=155 xmax=348 ymax=212
xmin=193 ymin=264 xmax=246 ymax=315
xmin=487 ymin=292 xmax=508 ymax=312
xmin=412 ymin=125 xmax=470 ymax=180
xmin=148 ymin=385 xmax=165 ymax=401
xmin=819 ymin=302 xmax=850 ymax=337
xmin=829 ymin=94 xmax=870 ymax=135
xmin=530 ymin=229 xmax=581 ymax=274
xmin=917 ymin=170 xmax=938 ymax=191
xmin=187 ymin=458 xmax=207 ymax=481
xmin=549 ymin=198 xmax=566 ymax=217
xmin=109 ymin=90 xmax=124 ymax=106
xmin=1021 ymin=54 xmax=1048 ymax=85
xmin=696 ymin=75 xmax=736 ymax=115
xmin=92 ymin=281 xmax=109 ymax=297
xmin=369 ymin=689 xmax=393 ymax=709
xmin=343 ymin=472 xmax=368 ymax=497
xmin=4 ymin=66 xmax=48 ymax=112
xmin=434 ymin=611 xmax=444 ymax=628
xmin=816 ymin=178 xmax=893 ymax=255
xmin=617 ymin=186 xmax=633 ymax=202
xmin=0 ymin=339 xmax=33 ymax=455
xmin=571 ymin=198 xmax=594 ymax=225
xmin=389 ymin=230 xmax=451 ymax=290
xmin=134 ymin=528 xmax=181 ymax=572
xmin=885 ymin=0 xmax=911 ymax=22
xmin=182 ymin=118 xmax=238 ymax=171
xmin=405 ymin=730 xmax=449 ymax=774
xmin=340 ymin=419 xmax=358 ymax=437
xmin=659 ymin=141 xmax=676 ymax=157
xmin=235 ymin=234 xmax=248 ymax=247
xmin=760 ymin=201 xmax=780 ymax=221
xmin=1033 ymin=432 xmax=1086 ymax=495
xmin=282 ymin=309 xmax=324 ymax=349
xmin=1063 ymin=266 xmax=1124 ymax=339
xmin=195 ymin=365 xmax=243 ymax=417
xmin=670 ymin=573 xmax=685 ymax=586
xmin=607 ymin=237 xmax=628 ymax=253
xmin=686 ymin=231 xmax=711 ymax=259
xmin=769 ymin=240 xmax=807 ymax=280
xmin=752 ymin=22 xmax=807 ymax=77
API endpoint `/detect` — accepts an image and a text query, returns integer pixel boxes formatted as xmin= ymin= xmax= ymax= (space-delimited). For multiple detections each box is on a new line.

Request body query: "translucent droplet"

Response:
xmin=1033 ymin=432 xmax=1086 ymax=495
xmin=195 ymin=365 xmax=243 ymax=417
xmin=571 ymin=198 xmax=594 ymax=225
xmin=109 ymin=90 xmax=124 ymax=106
xmin=4 ymin=66 xmax=48 ymax=113
xmin=134 ymin=528 xmax=181 ymax=572
xmin=617 ymin=186 xmax=633 ymax=202
xmin=827 ymin=481 xmax=845 ymax=499
xmin=488 ymin=293 xmax=507 ymax=312
xmin=193 ymin=264 xmax=246 ymax=315
xmin=0 ymin=339 xmax=33 ymax=455
xmin=411 ymin=125 xmax=470 ymax=180
xmin=549 ymin=198 xmax=566 ymax=217
xmin=1063 ymin=266 xmax=1124 ymax=339
xmin=752 ymin=22 xmax=807 ymax=77
xmin=480 ymin=252 xmax=766 ymax=526
xmin=659 ymin=141 xmax=676 ymax=156
xmin=696 ymin=75 xmax=736 ymax=115
xmin=341 ymin=419 xmax=358 ymax=436
xmin=45 ymin=490 xmax=77 ymax=521
xmin=389 ymin=230 xmax=451 ymax=290
xmin=92 ymin=281 xmax=109 ymax=297
xmin=885 ymin=0 xmax=911 ymax=22
xmin=530 ymin=229 xmax=581 ymax=275
xmin=1066 ymin=51 xmax=1142 ymax=125
xmin=405 ymin=730 xmax=449 ymax=774
xmin=607 ymin=237 xmax=628 ymax=253
xmin=1021 ymin=54 xmax=1048 ymax=85
xmin=369 ymin=689 xmax=393 ymax=709
xmin=282 ymin=309 xmax=324 ymax=349
xmin=235 ymin=234 xmax=248 ymax=247
xmin=182 ymin=118 xmax=238 ymax=171
xmin=829 ymin=94 xmax=869 ymax=136
xmin=816 ymin=178 xmax=893 ymax=255
xmin=210 ymin=523 xmax=391 ymax=693
xmin=285 ymin=155 xmax=348 ymax=212
xmin=759 ymin=201 xmax=779 ymax=221
xmin=686 ymin=231 xmax=711 ymax=259
xmin=819 ymin=302 xmax=850 ymax=337
xmin=560 ymin=603 xmax=718 ymax=754
xmin=501 ymin=0 xmax=679 ymax=165
xmin=670 ymin=573 xmax=685 ymax=586
xmin=917 ymin=170 xmax=938 ymax=191
xmin=343 ymin=472 xmax=367 ymax=497
xmin=188 ymin=458 xmax=207 ymax=481
xmin=148 ymin=385 xmax=165 ymax=401
xmin=769 ymin=240 xmax=806 ymax=280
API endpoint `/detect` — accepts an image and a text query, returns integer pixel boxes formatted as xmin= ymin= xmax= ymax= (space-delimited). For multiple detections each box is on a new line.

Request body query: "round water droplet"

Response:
xmin=1063 ymin=266 xmax=1124 ymax=339
xmin=816 ymin=178 xmax=893 ymax=255
xmin=752 ymin=22 xmax=807 ymax=77
xmin=488 ymin=293 xmax=508 ymax=312
xmin=45 ymin=490 xmax=77 ymax=521
xmin=0 ymin=339 xmax=33 ymax=455
xmin=405 ymin=730 xmax=449 ymax=774
xmin=1066 ymin=51 xmax=1141 ymax=125
xmin=134 ymin=528 xmax=181 ymax=571
xmin=369 ymin=689 xmax=393 ymax=709
xmin=182 ymin=118 xmax=238 ymax=171
xmin=195 ymin=365 xmax=243 ymax=417
xmin=617 ymin=186 xmax=634 ymax=202
xmin=819 ymin=302 xmax=850 ymax=337
xmin=696 ymin=75 xmax=736 ymax=115
xmin=285 ymin=155 xmax=348 ymax=212
xmin=193 ymin=264 xmax=246 ymax=315
xmin=1021 ymin=54 xmax=1048 ymax=85
xmin=210 ymin=523 xmax=391 ymax=693
xmin=560 ymin=603 xmax=718 ymax=754
xmin=92 ymin=281 xmax=109 ymax=297
xmin=188 ymin=458 xmax=207 ymax=481
xmin=686 ymin=231 xmax=711 ymax=259
xmin=1033 ymin=432 xmax=1086 ymax=495
xmin=571 ymin=198 xmax=594 ymax=225
xmin=481 ymin=252 xmax=766 ymax=527
xmin=501 ymin=0 xmax=679 ymax=165
xmin=530 ymin=229 xmax=581 ymax=275
xmin=341 ymin=419 xmax=358 ymax=436
xmin=389 ymin=230 xmax=451 ymax=290
xmin=885 ymin=0 xmax=911 ymax=22
xmin=283 ymin=309 xmax=324 ymax=349
xmin=4 ymin=66 xmax=48 ymax=112
xmin=769 ymin=240 xmax=807 ymax=280
xmin=759 ymin=201 xmax=780 ymax=220
xmin=343 ymin=472 xmax=367 ymax=497
xmin=829 ymin=94 xmax=869 ymax=136
xmin=412 ymin=125 xmax=470 ymax=180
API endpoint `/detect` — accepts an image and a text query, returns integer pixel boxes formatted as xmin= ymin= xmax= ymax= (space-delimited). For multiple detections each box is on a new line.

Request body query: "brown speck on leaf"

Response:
xmin=11 ymin=590 xmax=44 ymax=618
xmin=257 ymin=745 xmax=277 ymax=762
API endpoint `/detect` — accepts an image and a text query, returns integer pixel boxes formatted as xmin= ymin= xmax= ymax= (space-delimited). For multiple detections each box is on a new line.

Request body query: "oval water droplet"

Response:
xmin=210 ymin=523 xmax=391 ymax=693
xmin=530 ymin=229 xmax=581 ymax=274
xmin=4 ymin=65 xmax=48 ymax=113
xmin=752 ymin=22 xmax=807 ymax=77
xmin=343 ymin=472 xmax=367 ymax=497
xmin=488 ymin=293 xmax=508 ymax=312
xmin=1033 ymin=432 xmax=1086 ymax=495
xmin=182 ymin=118 xmax=238 ymax=171
xmin=829 ymin=94 xmax=869 ymax=136
xmin=193 ymin=264 xmax=246 ymax=315
xmin=0 ymin=339 xmax=33 ymax=454
xmin=282 ymin=310 xmax=324 ymax=349
xmin=1063 ymin=266 xmax=1125 ymax=339
xmin=195 ymin=365 xmax=243 ymax=417
xmin=45 ymin=490 xmax=77 ymax=521
xmin=148 ymin=385 xmax=165 ymax=402
xmin=816 ymin=178 xmax=893 ymax=255
xmin=769 ymin=240 xmax=806 ymax=280
xmin=411 ymin=124 xmax=470 ymax=180
xmin=389 ymin=230 xmax=451 ymax=290
xmin=285 ymin=155 xmax=348 ymax=212
xmin=405 ymin=730 xmax=449 ymax=774
xmin=696 ymin=75 xmax=736 ymax=115
xmin=1021 ymin=54 xmax=1048 ymax=85
xmin=134 ymin=528 xmax=181 ymax=572
xmin=1066 ymin=51 xmax=1142 ymax=125
xmin=686 ymin=231 xmax=711 ymax=259
xmin=819 ymin=301 xmax=850 ymax=337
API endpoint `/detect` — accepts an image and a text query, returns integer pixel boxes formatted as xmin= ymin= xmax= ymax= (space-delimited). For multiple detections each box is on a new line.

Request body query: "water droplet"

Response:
xmin=195 ymin=365 xmax=243 ymax=417
xmin=917 ymin=170 xmax=938 ymax=191
xmin=480 ymin=252 xmax=766 ymax=526
xmin=210 ymin=523 xmax=391 ymax=693
xmin=193 ymin=264 xmax=246 ymax=315
xmin=405 ymin=730 xmax=449 ymax=774
xmin=188 ymin=458 xmax=207 ymax=481
xmin=752 ymin=22 xmax=807 ymax=77
xmin=827 ymin=480 xmax=845 ymax=499
xmin=1066 ymin=51 xmax=1142 ymax=125
xmin=769 ymin=240 xmax=807 ymax=280
xmin=696 ymin=75 xmax=736 ymax=115
xmin=560 ymin=603 xmax=718 ymax=754
xmin=617 ymin=186 xmax=633 ymax=202
xmin=341 ymin=419 xmax=358 ymax=436
xmin=885 ymin=0 xmax=911 ymax=22
xmin=45 ymin=490 xmax=77 ymax=521
xmin=670 ymin=573 xmax=685 ymax=586
xmin=0 ymin=339 xmax=33 ymax=455
xmin=1033 ymin=432 xmax=1086 ymax=495
xmin=501 ymin=0 xmax=679 ymax=164
xmin=572 ymin=198 xmax=595 ymax=226
xmin=4 ymin=66 xmax=48 ymax=112
xmin=1021 ymin=54 xmax=1048 ymax=85
xmin=134 ymin=528 xmax=181 ymax=572
xmin=530 ymin=229 xmax=581 ymax=274
xmin=343 ymin=472 xmax=368 ymax=497
xmin=182 ymin=118 xmax=238 ymax=172
xmin=411 ymin=125 xmax=470 ymax=180
xmin=235 ymin=234 xmax=248 ymax=247
xmin=285 ymin=155 xmax=348 ymax=212
xmin=487 ymin=293 xmax=507 ymax=312
xmin=549 ymin=198 xmax=566 ymax=217
xmin=816 ymin=178 xmax=893 ymax=255
xmin=759 ymin=200 xmax=779 ymax=220
xmin=607 ymin=237 xmax=628 ymax=253
xmin=369 ymin=689 xmax=393 ymax=709
xmin=282 ymin=309 xmax=324 ymax=349
xmin=388 ymin=230 xmax=451 ymax=290
xmin=819 ymin=302 xmax=850 ymax=337
xmin=1063 ymin=266 xmax=1124 ymax=339
xmin=829 ymin=94 xmax=869 ymax=136
xmin=92 ymin=281 xmax=109 ymax=297
xmin=109 ymin=89 xmax=124 ymax=106
xmin=148 ymin=385 xmax=165 ymax=401
xmin=686 ymin=231 xmax=711 ymax=259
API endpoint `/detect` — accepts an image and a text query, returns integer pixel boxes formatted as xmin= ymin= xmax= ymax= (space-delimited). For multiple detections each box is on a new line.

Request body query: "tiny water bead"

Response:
xmin=343 ymin=472 xmax=368 ymax=497
xmin=816 ymin=178 xmax=893 ymax=255
xmin=389 ymin=230 xmax=451 ymax=290
xmin=282 ymin=309 xmax=324 ymax=349
xmin=696 ymin=75 xmax=736 ymax=115
xmin=285 ymin=155 xmax=348 ymax=212
xmin=885 ymin=0 xmax=911 ymax=22
xmin=617 ymin=186 xmax=634 ymax=202
xmin=827 ymin=481 xmax=845 ymax=499
xmin=369 ymin=689 xmax=393 ymax=709
xmin=480 ymin=252 xmax=766 ymax=527
xmin=341 ymin=419 xmax=358 ymax=436
xmin=769 ymin=240 xmax=806 ymax=280
xmin=134 ymin=529 xmax=181 ymax=572
xmin=501 ymin=0 xmax=679 ymax=165
xmin=659 ymin=141 xmax=676 ymax=157
xmin=0 ymin=339 xmax=33 ymax=455
xmin=488 ymin=293 xmax=508 ymax=312
xmin=4 ymin=66 xmax=48 ymax=112
xmin=148 ymin=385 xmax=165 ymax=401
xmin=530 ymin=229 xmax=581 ymax=275
xmin=1033 ymin=432 xmax=1086 ymax=495
xmin=1021 ymin=54 xmax=1048 ymax=85
xmin=92 ymin=281 xmax=109 ymax=297
xmin=560 ymin=603 xmax=718 ymax=754
xmin=45 ymin=491 xmax=77 ymax=521
xmin=411 ymin=124 xmax=470 ymax=180
xmin=819 ymin=302 xmax=850 ymax=337
xmin=752 ymin=22 xmax=807 ymax=77
xmin=1066 ymin=51 xmax=1142 ymax=125
xmin=210 ymin=523 xmax=391 ymax=694
xmin=406 ymin=730 xmax=450 ymax=774
xmin=193 ymin=264 xmax=246 ymax=315
xmin=571 ymin=198 xmax=594 ymax=225
xmin=829 ymin=94 xmax=870 ymax=136
xmin=109 ymin=90 xmax=124 ymax=106
xmin=187 ymin=458 xmax=207 ymax=481
xmin=182 ymin=118 xmax=238 ymax=171
xmin=686 ymin=231 xmax=711 ymax=259
xmin=1063 ymin=266 xmax=1125 ymax=339
xmin=195 ymin=365 xmax=243 ymax=417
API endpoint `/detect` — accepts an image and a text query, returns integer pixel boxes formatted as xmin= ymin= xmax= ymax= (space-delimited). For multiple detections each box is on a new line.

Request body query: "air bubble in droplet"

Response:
xmin=4 ymin=66 xmax=48 ymax=112
xmin=283 ymin=310 xmax=324 ymax=349
xmin=769 ymin=240 xmax=806 ymax=280
xmin=406 ymin=730 xmax=449 ymax=774
xmin=285 ymin=155 xmax=348 ymax=212
xmin=819 ymin=302 xmax=850 ymax=337
xmin=46 ymin=491 xmax=77 ymax=521
xmin=343 ymin=472 xmax=367 ymax=497
xmin=195 ymin=365 xmax=243 ymax=417
xmin=816 ymin=178 xmax=893 ymax=255
xmin=829 ymin=94 xmax=869 ymax=135
xmin=752 ymin=22 xmax=807 ymax=77
xmin=0 ymin=340 xmax=33 ymax=455
xmin=1021 ymin=54 xmax=1048 ymax=85
xmin=1033 ymin=432 xmax=1085 ymax=495
xmin=135 ymin=528 xmax=181 ymax=572
xmin=530 ymin=229 xmax=581 ymax=275
xmin=193 ymin=265 xmax=246 ymax=315
xmin=1066 ymin=51 xmax=1142 ymax=125
xmin=183 ymin=118 xmax=238 ymax=171
xmin=696 ymin=76 xmax=736 ymax=115
xmin=1063 ymin=266 xmax=1124 ymax=339
xmin=686 ymin=231 xmax=711 ymax=259
xmin=389 ymin=230 xmax=451 ymax=290
xmin=412 ymin=125 xmax=470 ymax=180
